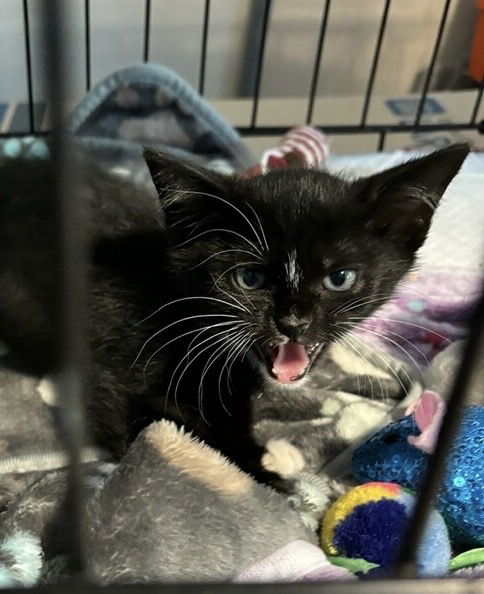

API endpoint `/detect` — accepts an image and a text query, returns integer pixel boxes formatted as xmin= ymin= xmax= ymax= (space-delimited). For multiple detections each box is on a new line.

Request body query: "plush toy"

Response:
xmin=352 ymin=391 xmax=484 ymax=548
xmin=320 ymin=482 xmax=451 ymax=577
xmin=0 ymin=421 xmax=352 ymax=586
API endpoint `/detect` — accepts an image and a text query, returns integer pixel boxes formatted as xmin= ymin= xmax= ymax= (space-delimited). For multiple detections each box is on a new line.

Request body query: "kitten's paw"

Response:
xmin=36 ymin=377 xmax=57 ymax=407
xmin=261 ymin=438 xmax=305 ymax=479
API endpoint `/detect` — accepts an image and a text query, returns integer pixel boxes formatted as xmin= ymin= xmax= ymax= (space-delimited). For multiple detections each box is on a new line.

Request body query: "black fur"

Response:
xmin=0 ymin=144 xmax=469 ymax=476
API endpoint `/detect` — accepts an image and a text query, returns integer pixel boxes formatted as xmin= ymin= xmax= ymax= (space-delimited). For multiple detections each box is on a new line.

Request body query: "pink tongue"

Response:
xmin=272 ymin=343 xmax=310 ymax=384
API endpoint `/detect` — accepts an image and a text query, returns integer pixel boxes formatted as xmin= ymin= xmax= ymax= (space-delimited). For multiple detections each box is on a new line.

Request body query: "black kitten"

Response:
xmin=0 ymin=144 xmax=468 ymax=476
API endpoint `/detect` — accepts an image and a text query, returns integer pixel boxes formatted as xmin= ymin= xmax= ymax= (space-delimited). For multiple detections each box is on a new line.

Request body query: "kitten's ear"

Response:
xmin=144 ymin=148 xmax=228 ymax=228
xmin=360 ymin=144 xmax=469 ymax=255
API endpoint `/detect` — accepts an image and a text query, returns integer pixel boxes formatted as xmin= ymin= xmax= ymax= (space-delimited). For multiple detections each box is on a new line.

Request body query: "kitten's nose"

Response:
xmin=275 ymin=316 xmax=310 ymax=341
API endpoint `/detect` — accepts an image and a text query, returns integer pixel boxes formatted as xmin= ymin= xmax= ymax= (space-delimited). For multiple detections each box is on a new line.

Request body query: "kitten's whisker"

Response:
xmin=220 ymin=333 xmax=252 ymax=400
xmin=226 ymin=334 xmax=259 ymax=392
xmin=191 ymin=248 xmax=262 ymax=271
xmin=198 ymin=326 xmax=250 ymax=395
xmin=246 ymin=203 xmax=269 ymax=252
xmin=227 ymin=288 xmax=252 ymax=313
xmin=199 ymin=328 xmax=252 ymax=421
xmin=349 ymin=321 xmax=431 ymax=368
xmin=346 ymin=333 xmax=413 ymax=399
xmin=227 ymin=335 xmax=256 ymax=395
xmin=332 ymin=329 xmax=363 ymax=397
xmin=333 ymin=293 xmax=395 ymax=316
xmin=197 ymin=337 xmax=237 ymax=426
xmin=141 ymin=320 xmax=238 ymax=379
xmin=330 ymin=296 xmax=389 ymax=315
xmin=145 ymin=325 xmax=211 ymax=391
xmin=212 ymin=280 xmax=251 ymax=314
xmin=172 ymin=327 xmax=245 ymax=424
xmin=164 ymin=324 xmax=242 ymax=397
xmin=209 ymin=268 xmax=256 ymax=313
xmin=164 ymin=325 xmax=238 ymax=420
xmin=339 ymin=334 xmax=385 ymax=403
xmin=332 ymin=326 xmax=410 ymax=400
xmin=218 ymin=332 xmax=251 ymax=413
xmin=239 ymin=336 xmax=258 ymax=360
xmin=224 ymin=334 xmax=256 ymax=401
xmin=141 ymin=295 xmax=249 ymax=323
xmin=174 ymin=227 xmax=263 ymax=259
xmin=340 ymin=322 xmax=425 ymax=383
xmin=157 ymin=187 xmax=266 ymax=254
xmin=346 ymin=316 xmax=451 ymax=344
xmin=172 ymin=323 xmax=247 ymax=390
xmin=131 ymin=313 xmax=238 ymax=369
xmin=210 ymin=261 xmax=259 ymax=289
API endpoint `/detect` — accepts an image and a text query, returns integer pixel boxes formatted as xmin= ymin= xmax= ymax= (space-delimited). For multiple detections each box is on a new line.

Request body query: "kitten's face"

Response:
xmin=146 ymin=145 xmax=468 ymax=387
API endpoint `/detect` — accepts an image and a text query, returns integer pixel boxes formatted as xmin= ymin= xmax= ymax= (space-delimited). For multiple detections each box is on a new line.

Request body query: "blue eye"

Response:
xmin=323 ymin=269 xmax=357 ymax=292
xmin=233 ymin=267 xmax=266 ymax=290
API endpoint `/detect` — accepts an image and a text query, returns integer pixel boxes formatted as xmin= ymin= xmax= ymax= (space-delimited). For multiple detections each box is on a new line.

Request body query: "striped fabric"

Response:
xmin=245 ymin=126 xmax=330 ymax=177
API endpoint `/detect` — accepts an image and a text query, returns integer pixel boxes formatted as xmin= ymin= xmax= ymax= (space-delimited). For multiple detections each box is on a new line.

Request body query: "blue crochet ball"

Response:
xmin=352 ymin=406 xmax=484 ymax=548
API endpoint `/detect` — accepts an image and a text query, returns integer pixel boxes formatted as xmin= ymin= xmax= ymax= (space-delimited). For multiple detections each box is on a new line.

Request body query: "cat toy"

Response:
xmin=351 ymin=391 xmax=484 ymax=549
xmin=320 ymin=482 xmax=451 ymax=577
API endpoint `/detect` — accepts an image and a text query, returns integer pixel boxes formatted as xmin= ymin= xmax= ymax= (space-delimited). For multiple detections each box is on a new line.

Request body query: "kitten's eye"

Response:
xmin=233 ymin=267 xmax=266 ymax=290
xmin=323 ymin=269 xmax=357 ymax=292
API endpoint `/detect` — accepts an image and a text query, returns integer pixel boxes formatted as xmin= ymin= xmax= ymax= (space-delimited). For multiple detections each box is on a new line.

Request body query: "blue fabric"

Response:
xmin=0 ymin=64 xmax=255 ymax=179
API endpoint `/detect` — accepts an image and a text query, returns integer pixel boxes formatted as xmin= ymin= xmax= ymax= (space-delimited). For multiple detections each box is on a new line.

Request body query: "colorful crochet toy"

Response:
xmin=320 ymin=482 xmax=451 ymax=577
xmin=351 ymin=391 xmax=484 ymax=548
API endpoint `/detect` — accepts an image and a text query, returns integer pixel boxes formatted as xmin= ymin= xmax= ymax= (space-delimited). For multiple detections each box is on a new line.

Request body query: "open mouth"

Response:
xmin=258 ymin=341 xmax=323 ymax=384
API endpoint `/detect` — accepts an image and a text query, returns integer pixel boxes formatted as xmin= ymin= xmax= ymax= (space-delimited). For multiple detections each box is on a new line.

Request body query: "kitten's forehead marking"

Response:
xmin=284 ymin=249 xmax=302 ymax=291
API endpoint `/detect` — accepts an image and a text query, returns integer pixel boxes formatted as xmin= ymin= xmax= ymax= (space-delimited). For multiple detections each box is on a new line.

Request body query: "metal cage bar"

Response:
xmin=414 ymin=0 xmax=452 ymax=126
xmin=250 ymin=0 xmax=272 ymax=129
xmin=143 ymin=0 xmax=152 ymax=63
xmin=22 ymin=0 xmax=34 ymax=134
xmin=39 ymin=1 xmax=90 ymax=577
xmin=470 ymin=77 xmax=483 ymax=126
xmin=85 ymin=0 xmax=91 ymax=91
xmin=305 ymin=0 xmax=332 ymax=125
xmin=360 ymin=0 xmax=391 ymax=127
xmin=198 ymin=0 xmax=211 ymax=96
xmin=4 ymin=0 xmax=483 ymax=139
xmin=377 ymin=130 xmax=386 ymax=152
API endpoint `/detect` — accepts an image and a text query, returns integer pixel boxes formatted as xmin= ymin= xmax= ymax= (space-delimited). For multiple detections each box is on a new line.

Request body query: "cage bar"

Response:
xmin=377 ymin=130 xmax=386 ymax=151
xmin=198 ymin=0 xmax=211 ymax=96
xmin=305 ymin=0 xmax=332 ymax=125
xmin=85 ymin=0 xmax=91 ymax=91
xmin=470 ymin=77 xmax=483 ymax=126
xmin=236 ymin=121 xmax=481 ymax=136
xmin=360 ymin=0 xmax=391 ymax=127
xmin=143 ymin=0 xmax=151 ymax=63
xmin=250 ymin=0 xmax=272 ymax=128
xmin=22 ymin=0 xmax=34 ymax=134
xmin=39 ymin=0 xmax=90 ymax=577
xmin=1 ymin=577 xmax=483 ymax=594
xmin=414 ymin=0 xmax=452 ymax=126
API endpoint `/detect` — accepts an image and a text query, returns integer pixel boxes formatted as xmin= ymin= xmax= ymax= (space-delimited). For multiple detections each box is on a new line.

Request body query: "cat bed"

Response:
xmin=0 ymin=64 xmax=483 ymax=584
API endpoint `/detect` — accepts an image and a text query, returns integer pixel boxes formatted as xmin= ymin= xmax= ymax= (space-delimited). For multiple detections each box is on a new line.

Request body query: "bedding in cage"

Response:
xmin=0 ymin=0 xmax=483 ymax=588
